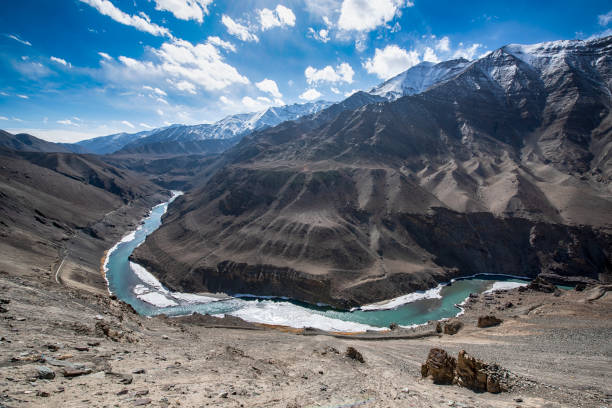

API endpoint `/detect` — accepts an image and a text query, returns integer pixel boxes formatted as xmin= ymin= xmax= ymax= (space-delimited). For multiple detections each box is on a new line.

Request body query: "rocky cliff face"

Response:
xmin=133 ymin=36 xmax=612 ymax=308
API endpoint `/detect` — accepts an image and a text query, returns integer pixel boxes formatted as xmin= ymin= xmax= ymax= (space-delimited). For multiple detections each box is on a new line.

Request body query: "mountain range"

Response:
xmin=130 ymin=36 xmax=612 ymax=309
xmin=1 ymin=36 xmax=610 ymax=310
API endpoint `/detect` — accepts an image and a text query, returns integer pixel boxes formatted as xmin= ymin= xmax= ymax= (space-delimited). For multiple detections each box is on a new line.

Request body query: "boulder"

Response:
xmin=455 ymin=350 xmax=489 ymax=392
xmin=477 ymin=315 xmax=503 ymax=328
xmin=345 ymin=347 xmax=364 ymax=363
xmin=443 ymin=320 xmax=463 ymax=335
xmin=37 ymin=366 xmax=55 ymax=380
xmin=421 ymin=348 xmax=456 ymax=384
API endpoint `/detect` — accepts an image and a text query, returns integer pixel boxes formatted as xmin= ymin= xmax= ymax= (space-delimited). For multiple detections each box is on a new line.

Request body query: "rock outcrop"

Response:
xmin=477 ymin=315 xmax=503 ymax=328
xmin=421 ymin=348 xmax=456 ymax=384
xmin=422 ymin=348 xmax=511 ymax=393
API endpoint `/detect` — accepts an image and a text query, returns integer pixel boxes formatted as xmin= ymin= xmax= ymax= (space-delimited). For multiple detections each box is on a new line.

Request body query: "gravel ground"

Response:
xmin=1 ymin=268 xmax=611 ymax=408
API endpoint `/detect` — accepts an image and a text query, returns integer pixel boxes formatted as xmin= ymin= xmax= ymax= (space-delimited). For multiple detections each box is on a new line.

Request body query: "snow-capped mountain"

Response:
xmin=75 ymin=127 xmax=176 ymax=155
xmin=369 ymin=58 xmax=470 ymax=100
xmin=75 ymin=101 xmax=331 ymax=155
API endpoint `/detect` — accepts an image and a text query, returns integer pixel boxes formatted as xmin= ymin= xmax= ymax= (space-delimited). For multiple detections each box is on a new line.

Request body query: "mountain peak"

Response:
xmin=369 ymin=58 xmax=471 ymax=100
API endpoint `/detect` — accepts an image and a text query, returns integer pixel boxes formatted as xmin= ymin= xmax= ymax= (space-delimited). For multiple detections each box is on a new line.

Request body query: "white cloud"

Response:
xmin=305 ymin=62 xmax=354 ymax=84
xmin=258 ymin=5 xmax=296 ymax=30
xmin=599 ymin=10 xmax=612 ymax=26
xmin=0 ymin=91 xmax=8 ymax=96
xmin=305 ymin=0 xmax=342 ymax=18
xmin=104 ymin=38 xmax=249 ymax=93
xmin=121 ymin=120 xmax=135 ymax=128
xmin=16 ymin=94 xmax=29 ymax=99
xmin=6 ymin=34 xmax=32 ymax=46
xmin=143 ymin=85 xmax=167 ymax=96
xmin=172 ymin=79 xmax=197 ymax=94
xmin=152 ymin=0 xmax=212 ymax=22
xmin=338 ymin=0 xmax=408 ymax=32
xmin=206 ymin=36 xmax=236 ymax=52
xmin=330 ymin=87 xmax=341 ymax=94
xmin=154 ymin=39 xmax=249 ymax=90
xmin=255 ymin=78 xmax=282 ymax=98
xmin=363 ymin=44 xmax=420 ymax=79
xmin=57 ymin=119 xmax=79 ymax=126
xmin=299 ymin=88 xmax=322 ymax=101
xmin=98 ymin=51 xmax=112 ymax=60
xmin=221 ymin=15 xmax=259 ymax=42
xmin=344 ymin=89 xmax=359 ymax=97
xmin=452 ymin=43 xmax=483 ymax=60
xmin=308 ymin=27 xmax=330 ymax=43
xmin=423 ymin=47 xmax=439 ymax=63
xmin=0 ymin=116 xmax=8 ymax=120
xmin=240 ymin=95 xmax=282 ymax=111
xmin=139 ymin=122 xmax=153 ymax=128
xmin=436 ymin=36 xmax=450 ymax=52
xmin=157 ymin=108 xmax=164 ymax=116
xmin=50 ymin=56 xmax=69 ymax=66
xmin=79 ymin=0 xmax=172 ymax=38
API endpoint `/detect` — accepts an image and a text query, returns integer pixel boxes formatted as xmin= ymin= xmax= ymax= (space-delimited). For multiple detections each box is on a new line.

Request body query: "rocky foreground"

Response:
xmin=1 ymin=263 xmax=610 ymax=407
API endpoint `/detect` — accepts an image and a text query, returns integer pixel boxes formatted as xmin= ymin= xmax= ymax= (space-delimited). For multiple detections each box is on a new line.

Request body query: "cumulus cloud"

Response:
xmin=308 ymin=27 xmax=330 ymax=43
xmin=206 ymin=36 xmax=236 ymax=52
xmin=79 ymin=0 xmax=172 ymax=38
xmin=102 ymin=38 xmax=249 ymax=93
xmin=599 ymin=10 xmax=612 ymax=26
xmin=299 ymin=88 xmax=322 ymax=101
xmin=305 ymin=62 xmax=354 ymax=84
xmin=239 ymin=95 xmax=283 ymax=111
xmin=152 ymin=0 xmax=213 ymax=22
xmin=338 ymin=0 xmax=408 ymax=32
xmin=423 ymin=47 xmax=439 ymax=63
xmin=50 ymin=56 xmax=69 ymax=67
xmin=452 ymin=43 xmax=483 ymax=60
xmin=436 ymin=36 xmax=450 ymax=52
xmin=98 ymin=51 xmax=112 ymax=60
xmin=258 ymin=5 xmax=296 ymax=30
xmin=6 ymin=34 xmax=32 ymax=46
xmin=171 ymin=79 xmax=198 ymax=94
xmin=222 ymin=15 xmax=259 ymax=42
xmin=121 ymin=120 xmax=135 ymax=128
xmin=363 ymin=44 xmax=420 ymax=79
xmin=255 ymin=79 xmax=282 ymax=98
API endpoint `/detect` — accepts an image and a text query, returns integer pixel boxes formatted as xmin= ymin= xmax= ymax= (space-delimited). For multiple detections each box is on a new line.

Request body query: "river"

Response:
xmin=104 ymin=191 xmax=535 ymax=332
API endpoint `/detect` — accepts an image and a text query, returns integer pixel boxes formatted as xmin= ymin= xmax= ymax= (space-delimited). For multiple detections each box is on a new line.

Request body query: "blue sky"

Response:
xmin=1 ymin=0 xmax=611 ymax=142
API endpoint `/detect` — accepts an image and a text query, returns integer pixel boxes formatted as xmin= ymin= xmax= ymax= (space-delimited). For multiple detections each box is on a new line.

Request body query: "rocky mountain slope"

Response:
xmin=133 ymin=36 xmax=612 ymax=309
xmin=0 ymin=130 xmax=84 ymax=153
xmin=0 ymin=145 xmax=166 ymax=294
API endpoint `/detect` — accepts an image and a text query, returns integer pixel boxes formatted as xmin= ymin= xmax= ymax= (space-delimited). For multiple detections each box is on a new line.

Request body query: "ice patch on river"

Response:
xmin=483 ymin=281 xmax=527 ymax=293
xmin=359 ymin=285 xmax=443 ymax=311
xmin=130 ymin=262 xmax=219 ymax=307
xmin=229 ymin=300 xmax=383 ymax=332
